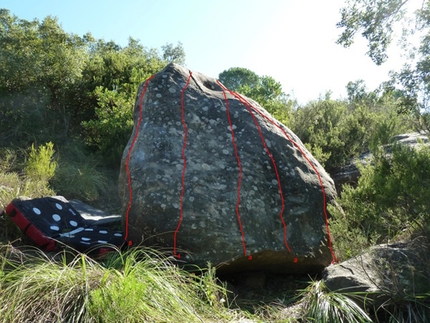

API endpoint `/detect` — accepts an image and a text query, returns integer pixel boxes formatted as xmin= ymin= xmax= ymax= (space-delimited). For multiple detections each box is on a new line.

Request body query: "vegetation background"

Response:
xmin=1 ymin=0 xmax=430 ymax=321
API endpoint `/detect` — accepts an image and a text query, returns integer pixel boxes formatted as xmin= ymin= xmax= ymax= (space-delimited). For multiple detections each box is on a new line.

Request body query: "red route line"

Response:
xmin=223 ymin=88 xmax=338 ymax=264
xmin=217 ymin=80 xmax=248 ymax=258
xmin=124 ymin=75 xmax=155 ymax=245
xmin=217 ymin=81 xmax=291 ymax=253
xmin=123 ymin=72 xmax=336 ymax=263
xmin=173 ymin=71 xmax=193 ymax=258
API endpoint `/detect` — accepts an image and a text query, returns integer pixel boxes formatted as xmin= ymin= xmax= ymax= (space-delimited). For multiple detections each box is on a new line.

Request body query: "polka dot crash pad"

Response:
xmin=4 ymin=196 xmax=124 ymax=253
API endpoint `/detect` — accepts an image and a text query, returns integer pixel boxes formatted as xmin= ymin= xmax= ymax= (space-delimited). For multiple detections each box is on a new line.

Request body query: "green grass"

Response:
xmin=0 ymin=246 xmax=243 ymax=323
xmin=299 ymin=280 xmax=373 ymax=323
xmin=2 ymin=143 xmax=430 ymax=322
xmin=5 ymin=244 xmax=427 ymax=323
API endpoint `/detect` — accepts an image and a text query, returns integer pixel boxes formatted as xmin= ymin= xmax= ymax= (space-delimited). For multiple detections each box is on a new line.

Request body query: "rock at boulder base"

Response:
xmin=119 ymin=63 xmax=338 ymax=274
xmin=323 ymin=239 xmax=430 ymax=310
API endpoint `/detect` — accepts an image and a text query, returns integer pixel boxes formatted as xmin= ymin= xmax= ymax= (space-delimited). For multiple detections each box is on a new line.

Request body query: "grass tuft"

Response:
xmin=299 ymin=280 xmax=373 ymax=323
xmin=0 ymin=246 xmax=245 ymax=323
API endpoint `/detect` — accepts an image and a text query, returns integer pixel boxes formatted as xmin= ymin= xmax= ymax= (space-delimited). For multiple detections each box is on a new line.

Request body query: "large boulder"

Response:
xmin=118 ymin=63 xmax=338 ymax=274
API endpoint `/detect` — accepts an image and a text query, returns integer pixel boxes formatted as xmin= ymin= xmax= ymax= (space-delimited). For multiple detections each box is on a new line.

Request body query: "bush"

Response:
xmin=50 ymin=143 xmax=110 ymax=203
xmin=330 ymin=143 xmax=430 ymax=260
xmin=22 ymin=142 xmax=57 ymax=197
xmin=290 ymin=92 xmax=414 ymax=173
xmin=0 ymin=144 xmax=56 ymax=209
xmin=291 ymin=98 xmax=385 ymax=172
xmin=81 ymin=86 xmax=135 ymax=167
xmin=24 ymin=142 xmax=56 ymax=182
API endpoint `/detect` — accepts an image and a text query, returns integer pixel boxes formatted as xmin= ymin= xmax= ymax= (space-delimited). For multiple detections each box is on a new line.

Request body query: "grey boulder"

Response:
xmin=119 ymin=63 xmax=338 ymax=274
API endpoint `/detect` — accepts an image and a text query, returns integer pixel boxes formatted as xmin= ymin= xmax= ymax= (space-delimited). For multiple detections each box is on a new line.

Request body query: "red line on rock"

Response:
xmin=173 ymin=71 xmax=193 ymax=258
xmin=217 ymin=80 xmax=248 ymax=257
xmin=217 ymin=82 xmax=291 ymax=253
xmin=124 ymin=75 xmax=154 ymax=245
xmin=229 ymin=91 xmax=338 ymax=264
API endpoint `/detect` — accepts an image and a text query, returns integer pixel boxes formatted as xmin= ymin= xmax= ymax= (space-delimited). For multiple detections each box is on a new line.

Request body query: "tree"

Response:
xmin=336 ymin=0 xmax=410 ymax=65
xmin=0 ymin=9 xmax=87 ymax=143
xmin=0 ymin=9 xmax=186 ymax=167
xmin=161 ymin=42 xmax=186 ymax=65
xmin=218 ymin=67 xmax=260 ymax=91
xmin=346 ymin=79 xmax=375 ymax=103
xmin=218 ymin=67 xmax=293 ymax=124
xmin=336 ymin=0 xmax=430 ymax=124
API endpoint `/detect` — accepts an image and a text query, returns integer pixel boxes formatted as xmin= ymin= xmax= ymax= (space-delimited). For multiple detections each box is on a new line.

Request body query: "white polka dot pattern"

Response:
xmin=13 ymin=197 xmax=124 ymax=254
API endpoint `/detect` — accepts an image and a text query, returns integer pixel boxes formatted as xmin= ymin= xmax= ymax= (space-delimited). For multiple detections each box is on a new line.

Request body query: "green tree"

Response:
xmin=218 ymin=67 xmax=293 ymax=124
xmin=291 ymin=96 xmax=351 ymax=170
xmin=290 ymin=84 xmax=414 ymax=172
xmin=218 ymin=67 xmax=260 ymax=91
xmin=336 ymin=0 xmax=430 ymax=125
xmin=346 ymin=79 xmax=377 ymax=103
xmin=0 ymin=9 xmax=87 ymax=143
xmin=80 ymin=38 xmax=172 ymax=166
xmin=0 ymin=9 xmax=184 ymax=166
xmin=161 ymin=42 xmax=186 ymax=65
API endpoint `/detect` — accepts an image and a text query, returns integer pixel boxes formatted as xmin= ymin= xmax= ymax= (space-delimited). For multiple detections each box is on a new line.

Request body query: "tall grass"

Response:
xmin=50 ymin=142 xmax=110 ymax=203
xmin=0 ymin=246 xmax=244 ymax=323
xmin=0 ymin=146 xmax=55 ymax=210
xmin=299 ymin=280 xmax=373 ymax=323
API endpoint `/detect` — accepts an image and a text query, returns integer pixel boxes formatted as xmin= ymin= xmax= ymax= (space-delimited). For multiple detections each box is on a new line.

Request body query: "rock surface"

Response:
xmin=118 ymin=63 xmax=338 ymax=273
xmin=323 ymin=238 xmax=430 ymax=308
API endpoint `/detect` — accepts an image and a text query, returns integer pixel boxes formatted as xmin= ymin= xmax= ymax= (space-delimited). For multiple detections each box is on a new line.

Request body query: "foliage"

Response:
xmin=78 ymin=38 xmax=169 ymax=166
xmin=300 ymin=280 xmax=373 ymax=323
xmin=0 ymin=9 xmax=183 ymax=166
xmin=0 ymin=246 xmax=243 ymax=323
xmin=0 ymin=9 xmax=88 ymax=143
xmin=50 ymin=143 xmax=110 ymax=202
xmin=162 ymin=42 xmax=186 ymax=65
xmin=24 ymin=142 xmax=56 ymax=182
xmin=290 ymin=89 xmax=413 ymax=172
xmin=0 ymin=145 xmax=55 ymax=205
xmin=336 ymin=0 xmax=409 ymax=65
xmin=337 ymin=0 xmax=430 ymax=128
xmin=218 ymin=67 xmax=293 ymax=125
xmin=330 ymin=142 xmax=430 ymax=259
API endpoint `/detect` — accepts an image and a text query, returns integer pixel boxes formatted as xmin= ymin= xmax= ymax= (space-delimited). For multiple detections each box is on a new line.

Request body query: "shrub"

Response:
xmin=81 ymin=86 xmax=135 ymax=167
xmin=0 ymin=145 xmax=55 ymax=208
xmin=290 ymin=93 xmax=414 ymax=173
xmin=22 ymin=142 xmax=57 ymax=197
xmin=24 ymin=142 xmax=56 ymax=182
xmin=330 ymin=142 xmax=430 ymax=260
xmin=50 ymin=142 xmax=113 ymax=209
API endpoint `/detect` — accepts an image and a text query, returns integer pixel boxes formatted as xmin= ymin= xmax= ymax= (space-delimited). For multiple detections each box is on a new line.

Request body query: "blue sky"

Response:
xmin=2 ymin=0 xmax=414 ymax=104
